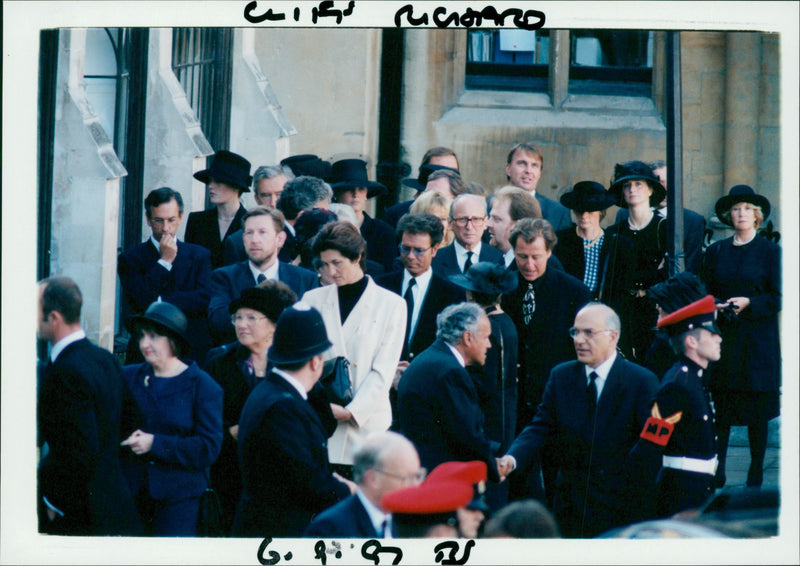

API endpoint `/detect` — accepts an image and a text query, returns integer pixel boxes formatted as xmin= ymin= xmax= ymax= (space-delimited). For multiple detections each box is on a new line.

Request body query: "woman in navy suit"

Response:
xmin=120 ymin=301 xmax=223 ymax=536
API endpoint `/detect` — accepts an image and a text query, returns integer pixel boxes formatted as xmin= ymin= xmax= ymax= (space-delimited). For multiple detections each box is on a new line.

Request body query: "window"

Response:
xmin=466 ymin=29 xmax=653 ymax=96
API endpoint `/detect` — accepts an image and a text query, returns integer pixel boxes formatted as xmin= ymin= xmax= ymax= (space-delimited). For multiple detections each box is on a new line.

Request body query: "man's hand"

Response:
xmin=333 ymin=472 xmax=358 ymax=494
xmin=496 ymin=455 xmax=515 ymax=482
xmin=724 ymin=296 xmax=751 ymax=313
xmin=160 ymin=233 xmax=178 ymax=264
xmin=121 ymin=429 xmax=154 ymax=455
xmin=229 ymin=424 xmax=239 ymax=441
xmin=330 ymin=403 xmax=353 ymax=423
xmin=393 ymin=361 xmax=409 ymax=390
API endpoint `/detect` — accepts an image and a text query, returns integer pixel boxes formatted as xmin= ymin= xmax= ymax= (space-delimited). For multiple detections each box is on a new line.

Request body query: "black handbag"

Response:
xmin=196 ymin=486 xmax=224 ymax=537
xmin=321 ymin=356 xmax=352 ymax=406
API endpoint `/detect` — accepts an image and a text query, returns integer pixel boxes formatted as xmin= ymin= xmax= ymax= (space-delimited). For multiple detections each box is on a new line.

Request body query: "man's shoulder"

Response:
xmin=212 ymin=260 xmax=249 ymax=279
xmin=279 ymin=260 xmax=316 ymax=279
xmin=479 ymin=243 xmax=504 ymax=262
xmin=119 ymin=240 xmax=153 ymax=260
xmin=547 ymin=265 xmax=588 ymax=291
xmin=375 ymin=269 xmax=403 ymax=291
xmin=178 ymin=240 xmax=213 ymax=259
xmin=612 ymin=356 xmax=659 ymax=384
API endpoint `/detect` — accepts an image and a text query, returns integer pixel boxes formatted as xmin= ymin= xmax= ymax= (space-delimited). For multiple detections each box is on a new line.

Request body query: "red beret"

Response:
xmin=427 ymin=461 xmax=488 ymax=485
xmin=657 ymin=295 xmax=720 ymax=336
xmin=381 ymin=480 xmax=472 ymax=514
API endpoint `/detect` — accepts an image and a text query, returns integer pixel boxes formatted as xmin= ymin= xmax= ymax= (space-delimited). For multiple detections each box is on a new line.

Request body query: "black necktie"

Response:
xmin=380 ymin=518 xmax=389 ymax=538
xmin=587 ymin=371 xmax=598 ymax=414
xmin=463 ymin=251 xmax=474 ymax=273
xmin=523 ymin=283 xmax=535 ymax=325
xmin=256 ymin=273 xmax=267 ymax=284
xmin=404 ymin=278 xmax=416 ymax=344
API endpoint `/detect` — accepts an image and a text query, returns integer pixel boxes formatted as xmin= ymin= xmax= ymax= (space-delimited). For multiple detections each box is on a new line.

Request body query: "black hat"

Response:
xmin=229 ymin=287 xmax=285 ymax=324
xmin=560 ymin=181 xmax=617 ymax=212
xmin=608 ymin=161 xmax=666 ymax=207
xmin=402 ymin=163 xmax=460 ymax=192
xmin=449 ymin=262 xmax=518 ymax=295
xmin=647 ymin=272 xmax=708 ymax=314
xmin=126 ymin=301 xmax=192 ymax=355
xmin=657 ymin=295 xmax=721 ymax=336
xmin=193 ymin=150 xmax=252 ymax=192
xmin=268 ymin=302 xmax=332 ymax=364
xmin=714 ymin=184 xmax=771 ymax=226
xmin=329 ymin=159 xmax=387 ymax=198
xmin=280 ymin=154 xmax=333 ymax=180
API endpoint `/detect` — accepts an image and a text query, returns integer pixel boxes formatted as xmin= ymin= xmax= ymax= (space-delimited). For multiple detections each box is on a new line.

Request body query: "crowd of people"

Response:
xmin=37 ymin=144 xmax=781 ymax=539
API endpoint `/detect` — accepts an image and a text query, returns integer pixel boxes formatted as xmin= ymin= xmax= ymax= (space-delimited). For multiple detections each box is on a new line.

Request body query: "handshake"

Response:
xmin=495 ymin=455 xmax=516 ymax=482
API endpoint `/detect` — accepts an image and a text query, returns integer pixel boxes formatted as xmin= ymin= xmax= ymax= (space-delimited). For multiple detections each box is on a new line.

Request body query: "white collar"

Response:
xmin=503 ymin=247 xmax=515 ymax=268
xmin=454 ymin=239 xmax=481 ymax=259
xmin=249 ymin=259 xmax=280 ymax=283
xmin=402 ymin=267 xmax=433 ymax=293
xmin=272 ymin=368 xmax=308 ymax=400
xmin=356 ymin=489 xmax=391 ymax=537
xmin=446 ymin=342 xmax=466 ymax=367
xmin=50 ymin=329 xmax=86 ymax=362
xmin=585 ymin=351 xmax=617 ymax=398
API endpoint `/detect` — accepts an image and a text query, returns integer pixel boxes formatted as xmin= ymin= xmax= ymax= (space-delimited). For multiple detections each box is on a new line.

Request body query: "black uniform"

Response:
xmin=652 ymin=357 xmax=717 ymax=517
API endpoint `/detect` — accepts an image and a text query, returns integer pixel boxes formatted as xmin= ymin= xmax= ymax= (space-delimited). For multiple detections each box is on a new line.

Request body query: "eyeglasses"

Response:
xmin=373 ymin=467 xmax=427 ymax=484
xmin=398 ymin=244 xmax=432 ymax=257
xmin=231 ymin=314 xmax=268 ymax=325
xmin=452 ymin=216 xmax=486 ymax=228
xmin=568 ymin=327 xmax=613 ymax=340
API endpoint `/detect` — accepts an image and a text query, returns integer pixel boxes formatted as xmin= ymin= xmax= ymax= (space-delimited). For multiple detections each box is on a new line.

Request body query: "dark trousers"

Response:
xmin=136 ymin=489 xmax=201 ymax=536
xmin=655 ymin=468 xmax=714 ymax=517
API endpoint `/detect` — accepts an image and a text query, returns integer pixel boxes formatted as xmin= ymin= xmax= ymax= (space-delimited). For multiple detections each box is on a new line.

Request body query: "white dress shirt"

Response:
xmin=249 ymin=258 xmax=280 ymax=284
xmin=453 ymin=240 xmax=482 ymax=272
xmin=585 ymin=351 xmax=617 ymax=401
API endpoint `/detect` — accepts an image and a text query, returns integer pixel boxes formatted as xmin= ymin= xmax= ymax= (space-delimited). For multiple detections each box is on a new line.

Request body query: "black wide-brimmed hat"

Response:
xmin=193 ymin=150 xmax=252 ymax=192
xmin=560 ymin=181 xmax=617 ymax=212
xmin=268 ymin=302 xmax=332 ymax=365
xmin=608 ymin=161 xmax=666 ymax=207
xmin=714 ymin=184 xmax=771 ymax=226
xmin=229 ymin=287 xmax=286 ymax=324
xmin=280 ymin=154 xmax=333 ymax=181
xmin=126 ymin=301 xmax=192 ymax=355
xmin=402 ymin=163 xmax=460 ymax=191
xmin=329 ymin=159 xmax=387 ymax=198
xmin=449 ymin=262 xmax=518 ymax=296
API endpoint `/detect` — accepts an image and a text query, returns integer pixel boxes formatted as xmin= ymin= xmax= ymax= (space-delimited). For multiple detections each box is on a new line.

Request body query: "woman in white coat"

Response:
xmin=302 ymin=221 xmax=406 ymax=475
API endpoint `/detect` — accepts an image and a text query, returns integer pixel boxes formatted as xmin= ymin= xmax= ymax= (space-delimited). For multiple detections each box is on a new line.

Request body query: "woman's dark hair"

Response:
xmin=311 ymin=220 xmax=367 ymax=271
xmin=135 ymin=321 xmax=183 ymax=358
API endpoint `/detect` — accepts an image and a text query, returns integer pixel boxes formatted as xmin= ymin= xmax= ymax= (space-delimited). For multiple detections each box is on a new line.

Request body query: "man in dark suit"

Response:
xmin=305 ymin=431 xmax=423 ymax=538
xmin=37 ymin=276 xmax=142 ymax=535
xmin=208 ymin=206 xmax=318 ymax=345
xmin=505 ymin=142 xmax=571 ymax=232
xmin=498 ymin=303 xmax=659 ymax=537
xmin=397 ymin=302 xmax=501 ymax=483
xmin=118 ymin=187 xmax=213 ymax=364
xmin=275 ymin=174 xmax=334 ymax=263
xmin=234 ymin=303 xmax=354 ymax=537
xmin=432 ymin=194 xmax=504 ymax=278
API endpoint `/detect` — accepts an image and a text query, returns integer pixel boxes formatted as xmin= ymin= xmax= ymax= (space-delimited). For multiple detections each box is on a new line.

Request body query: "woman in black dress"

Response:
xmin=701 ymin=185 xmax=781 ymax=488
xmin=185 ymin=150 xmax=251 ymax=268
xmin=607 ymin=161 xmax=668 ymax=362
xmin=449 ymin=262 xmax=518 ymax=512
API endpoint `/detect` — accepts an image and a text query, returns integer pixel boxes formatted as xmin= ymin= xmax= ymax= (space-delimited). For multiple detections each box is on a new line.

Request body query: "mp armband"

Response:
xmin=640 ymin=417 xmax=674 ymax=446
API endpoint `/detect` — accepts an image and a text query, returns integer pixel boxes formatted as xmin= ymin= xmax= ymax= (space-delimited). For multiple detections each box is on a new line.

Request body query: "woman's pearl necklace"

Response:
xmin=627 ymin=210 xmax=653 ymax=231
xmin=733 ymin=232 xmax=756 ymax=246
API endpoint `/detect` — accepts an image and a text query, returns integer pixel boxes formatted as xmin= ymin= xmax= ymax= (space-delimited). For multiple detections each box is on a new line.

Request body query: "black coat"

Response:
xmin=117 ymin=239 xmax=213 ymax=363
xmin=304 ymin=494 xmax=381 ymax=538
xmin=185 ymin=205 xmax=248 ymax=269
xmin=535 ymin=192 xmax=572 ymax=232
xmin=38 ymin=338 xmax=142 ymax=535
xmin=361 ymin=213 xmax=398 ymax=272
xmin=234 ymin=372 xmax=350 ymax=537
xmin=380 ymin=199 xmax=413 ymax=229
xmin=397 ymin=340 xmax=500 ymax=482
xmin=508 ymin=356 xmax=659 ymax=537
xmin=502 ymin=267 xmax=592 ymax=429
xmin=431 ymin=242 xmax=505 ymax=279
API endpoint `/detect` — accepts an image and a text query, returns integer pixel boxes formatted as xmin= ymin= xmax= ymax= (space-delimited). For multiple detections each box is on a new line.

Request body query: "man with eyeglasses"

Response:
xmin=305 ymin=431 xmax=423 ymax=538
xmin=432 ymin=194 xmax=504 ymax=278
xmin=207 ymin=206 xmax=318 ymax=345
xmin=118 ymin=187 xmax=214 ymax=364
xmin=497 ymin=302 xmax=659 ymax=538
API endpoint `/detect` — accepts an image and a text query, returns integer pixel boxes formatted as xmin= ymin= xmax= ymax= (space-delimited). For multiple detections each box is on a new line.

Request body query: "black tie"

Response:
xmin=380 ymin=518 xmax=389 ymax=538
xmin=587 ymin=371 xmax=599 ymax=414
xmin=523 ymin=283 xmax=535 ymax=325
xmin=463 ymin=251 xmax=474 ymax=273
xmin=256 ymin=273 xmax=267 ymax=284
xmin=404 ymin=278 xmax=416 ymax=344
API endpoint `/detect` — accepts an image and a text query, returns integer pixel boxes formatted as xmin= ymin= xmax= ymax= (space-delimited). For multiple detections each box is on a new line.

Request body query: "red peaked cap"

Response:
xmin=426 ymin=460 xmax=489 ymax=512
xmin=381 ymin=480 xmax=472 ymax=514
xmin=657 ymin=295 xmax=721 ymax=336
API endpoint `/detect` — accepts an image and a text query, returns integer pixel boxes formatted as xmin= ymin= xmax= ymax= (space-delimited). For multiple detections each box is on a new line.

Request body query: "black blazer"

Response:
xmin=431 ymin=242 xmax=505 ymax=279
xmin=304 ymin=494 xmax=380 ymax=538
xmin=535 ymin=192 xmax=572 ymax=232
xmin=185 ymin=205 xmax=248 ymax=269
xmin=38 ymin=338 xmax=142 ymax=535
xmin=508 ymin=356 xmax=658 ymax=537
xmin=380 ymin=199 xmax=414 ymax=229
xmin=117 ymin=239 xmax=213 ymax=363
xmin=208 ymin=260 xmax=318 ymax=345
xmin=502 ymin=268 xmax=592 ymax=428
xmin=397 ymin=339 xmax=500 ymax=482
xmin=376 ymin=269 xmax=466 ymax=361
xmin=361 ymin=213 xmax=398 ymax=272
xmin=234 ymin=372 xmax=351 ymax=537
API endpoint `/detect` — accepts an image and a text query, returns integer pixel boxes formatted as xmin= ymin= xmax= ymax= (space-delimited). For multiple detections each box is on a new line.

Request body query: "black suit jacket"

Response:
xmin=117 ymin=239 xmax=213 ymax=363
xmin=431 ymin=242 xmax=504 ymax=279
xmin=185 ymin=205 xmax=248 ymax=269
xmin=208 ymin=260 xmax=318 ymax=345
xmin=38 ymin=338 xmax=142 ymax=535
xmin=535 ymin=192 xmax=572 ymax=232
xmin=381 ymin=199 xmax=414 ymax=229
xmin=376 ymin=270 xmax=466 ymax=361
xmin=234 ymin=372 xmax=350 ymax=537
xmin=361 ymin=213 xmax=398 ymax=271
xmin=304 ymin=494 xmax=380 ymax=538
xmin=502 ymin=267 xmax=592 ymax=429
xmin=508 ymin=356 xmax=658 ymax=537
xmin=397 ymin=340 xmax=500 ymax=482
